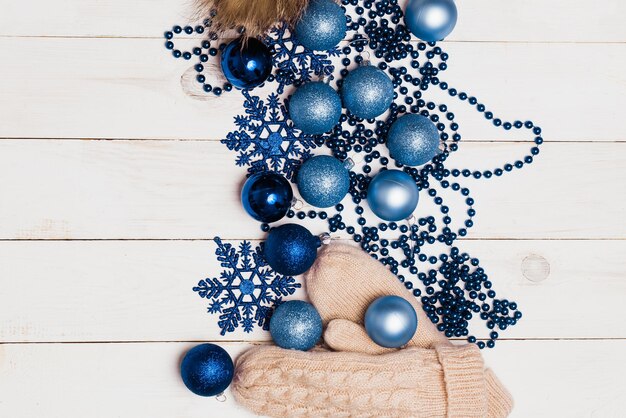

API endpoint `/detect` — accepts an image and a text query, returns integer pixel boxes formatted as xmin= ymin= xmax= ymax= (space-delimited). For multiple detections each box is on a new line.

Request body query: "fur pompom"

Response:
xmin=199 ymin=0 xmax=311 ymax=37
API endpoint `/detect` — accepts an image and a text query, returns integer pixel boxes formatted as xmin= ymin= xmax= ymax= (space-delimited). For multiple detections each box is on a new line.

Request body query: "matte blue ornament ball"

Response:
xmin=387 ymin=114 xmax=440 ymax=166
xmin=367 ymin=170 xmax=419 ymax=222
xmin=270 ymin=300 xmax=323 ymax=351
xmin=364 ymin=296 xmax=418 ymax=348
xmin=289 ymin=82 xmax=342 ymax=135
xmin=180 ymin=343 xmax=234 ymax=397
xmin=294 ymin=0 xmax=347 ymax=51
xmin=404 ymin=0 xmax=458 ymax=42
xmin=241 ymin=172 xmax=293 ymax=223
xmin=264 ymin=224 xmax=319 ymax=276
xmin=342 ymin=65 xmax=394 ymax=120
xmin=220 ymin=37 xmax=272 ymax=89
xmin=297 ymin=155 xmax=350 ymax=208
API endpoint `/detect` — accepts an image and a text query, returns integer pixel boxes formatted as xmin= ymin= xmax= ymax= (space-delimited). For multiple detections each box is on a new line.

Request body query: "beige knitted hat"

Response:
xmin=232 ymin=243 xmax=514 ymax=418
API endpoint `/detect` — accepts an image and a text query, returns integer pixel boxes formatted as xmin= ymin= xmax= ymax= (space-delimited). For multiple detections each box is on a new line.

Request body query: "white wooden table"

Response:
xmin=1 ymin=1 xmax=625 ymax=417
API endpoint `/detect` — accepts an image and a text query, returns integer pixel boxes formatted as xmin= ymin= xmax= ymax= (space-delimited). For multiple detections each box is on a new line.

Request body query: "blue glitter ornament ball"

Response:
xmin=264 ymin=224 xmax=320 ymax=276
xmin=294 ymin=0 xmax=346 ymax=51
xmin=387 ymin=114 xmax=440 ymax=166
xmin=297 ymin=155 xmax=350 ymax=208
xmin=289 ymin=82 xmax=342 ymax=135
xmin=241 ymin=172 xmax=293 ymax=223
xmin=405 ymin=0 xmax=458 ymax=42
xmin=180 ymin=343 xmax=234 ymax=397
xmin=367 ymin=169 xmax=419 ymax=221
xmin=220 ymin=37 xmax=272 ymax=89
xmin=365 ymin=296 xmax=418 ymax=348
xmin=270 ymin=300 xmax=323 ymax=351
xmin=341 ymin=65 xmax=394 ymax=120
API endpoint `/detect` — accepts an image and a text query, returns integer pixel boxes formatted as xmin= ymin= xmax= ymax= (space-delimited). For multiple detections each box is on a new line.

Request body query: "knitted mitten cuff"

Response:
xmin=434 ymin=344 xmax=487 ymax=418
xmin=485 ymin=368 xmax=514 ymax=418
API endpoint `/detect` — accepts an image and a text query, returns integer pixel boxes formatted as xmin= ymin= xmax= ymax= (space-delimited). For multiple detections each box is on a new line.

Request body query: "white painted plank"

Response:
xmin=0 ymin=140 xmax=623 ymax=240
xmin=0 ymin=38 xmax=624 ymax=141
xmin=0 ymin=340 xmax=624 ymax=417
xmin=0 ymin=0 xmax=624 ymax=42
xmin=0 ymin=240 xmax=623 ymax=343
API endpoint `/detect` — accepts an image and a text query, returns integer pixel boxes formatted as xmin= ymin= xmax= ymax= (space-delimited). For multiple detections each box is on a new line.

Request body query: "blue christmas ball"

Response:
xmin=241 ymin=172 xmax=293 ymax=223
xmin=180 ymin=343 xmax=234 ymax=397
xmin=405 ymin=0 xmax=458 ymax=42
xmin=264 ymin=224 xmax=319 ymax=276
xmin=367 ymin=169 xmax=419 ymax=221
xmin=364 ymin=296 xmax=418 ymax=348
xmin=297 ymin=155 xmax=350 ymax=208
xmin=387 ymin=114 xmax=440 ymax=166
xmin=270 ymin=300 xmax=323 ymax=351
xmin=289 ymin=82 xmax=342 ymax=135
xmin=220 ymin=37 xmax=272 ymax=89
xmin=294 ymin=0 xmax=346 ymax=51
xmin=342 ymin=65 xmax=394 ymax=119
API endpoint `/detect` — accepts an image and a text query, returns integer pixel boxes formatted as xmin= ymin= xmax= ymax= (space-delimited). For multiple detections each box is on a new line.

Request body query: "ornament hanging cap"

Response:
xmin=197 ymin=0 xmax=311 ymax=37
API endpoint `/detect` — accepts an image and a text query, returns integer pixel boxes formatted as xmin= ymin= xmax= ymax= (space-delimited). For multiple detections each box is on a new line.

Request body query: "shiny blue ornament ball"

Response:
xmin=367 ymin=170 xmax=419 ymax=221
xmin=270 ymin=300 xmax=323 ymax=351
xmin=364 ymin=296 xmax=418 ymax=348
xmin=220 ymin=37 xmax=272 ymax=89
xmin=297 ymin=155 xmax=350 ymax=208
xmin=264 ymin=224 xmax=319 ymax=276
xmin=405 ymin=0 xmax=458 ymax=42
xmin=241 ymin=172 xmax=293 ymax=223
xmin=289 ymin=82 xmax=342 ymax=135
xmin=180 ymin=343 xmax=234 ymax=397
xmin=387 ymin=114 xmax=440 ymax=166
xmin=295 ymin=0 xmax=347 ymax=51
xmin=342 ymin=65 xmax=394 ymax=119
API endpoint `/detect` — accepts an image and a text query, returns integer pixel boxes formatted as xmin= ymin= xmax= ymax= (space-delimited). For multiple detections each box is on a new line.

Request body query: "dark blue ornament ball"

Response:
xmin=342 ymin=65 xmax=394 ymax=120
xmin=289 ymin=82 xmax=342 ymax=135
xmin=297 ymin=155 xmax=350 ymax=208
xmin=241 ymin=172 xmax=293 ymax=223
xmin=405 ymin=0 xmax=458 ymax=42
xmin=180 ymin=343 xmax=234 ymax=397
xmin=364 ymin=296 xmax=418 ymax=348
xmin=367 ymin=169 xmax=419 ymax=221
xmin=264 ymin=224 xmax=319 ymax=276
xmin=270 ymin=300 xmax=323 ymax=351
xmin=220 ymin=37 xmax=272 ymax=89
xmin=387 ymin=114 xmax=440 ymax=166
xmin=295 ymin=0 xmax=347 ymax=51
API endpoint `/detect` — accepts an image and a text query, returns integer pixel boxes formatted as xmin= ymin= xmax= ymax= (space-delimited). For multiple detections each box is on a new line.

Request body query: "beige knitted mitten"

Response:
xmin=232 ymin=244 xmax=513 ymax=418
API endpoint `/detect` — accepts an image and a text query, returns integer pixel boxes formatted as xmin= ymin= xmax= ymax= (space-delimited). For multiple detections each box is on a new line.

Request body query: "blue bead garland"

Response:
xmin=165 ymin=0 xmax=544 ymax=349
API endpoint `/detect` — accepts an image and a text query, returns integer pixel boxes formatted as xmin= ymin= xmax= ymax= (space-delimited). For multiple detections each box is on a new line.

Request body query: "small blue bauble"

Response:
xmin=289 ymin=82 xmax=342 ymax=135
xmin=387 ymin=114 xmax=440 ymax=166
xmin=270 ymin=300 xmax=323 ymax=351
xmin=367 ymin=170 xmax=419 ymax=221
xmin=294 ymin=0 xmax=346 ymax=51
xmin=342 ymin=65 xmax=394 ymax=120
xmin=241 ymin=172 xmax=293 ymax=223
xmin=264 ymin=224 xmax=319 ymax=276
xmin=405 ymin=0 xmax=458 ymax=42
xmin=364 ymin=296 xmax=418 ymax=348
xmin=180 ymin=343 xmax=234 ymax=397
xmin=220 ymin=37 xmax=272 ymax=89
xmin=297 ymin=155 xmax=350 ymax=208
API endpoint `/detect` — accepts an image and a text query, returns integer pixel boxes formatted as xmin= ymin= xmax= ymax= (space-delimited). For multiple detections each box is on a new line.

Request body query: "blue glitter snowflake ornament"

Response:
xmin=193 ymin=238 xmax=301 ymax=335
xmin=221 ymin=91 xmax=320 ymax=179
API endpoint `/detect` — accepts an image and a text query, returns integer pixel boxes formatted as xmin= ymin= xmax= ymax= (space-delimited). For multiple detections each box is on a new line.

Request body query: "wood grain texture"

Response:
xmin=0 ymin=38 xmax=624 ymax=141
xmin=0 ymin=239 xmax=624 ymax=343
xmin=0 ymin=340 xmax=624 ymax=418
xmin=0 ymin=140 xmax=623 ymax=240
xmin=0 ymin=0 xmax=624 ymax=42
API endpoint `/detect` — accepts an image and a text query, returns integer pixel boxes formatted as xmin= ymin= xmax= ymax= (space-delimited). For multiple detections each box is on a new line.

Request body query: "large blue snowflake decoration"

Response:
xmin=193 ymin=238 xmax=301 ymax=335
xmin=221 ymin=91 xmax=320 ymax=179
xmin=167 ymin=0 xmax=543 ymax=347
